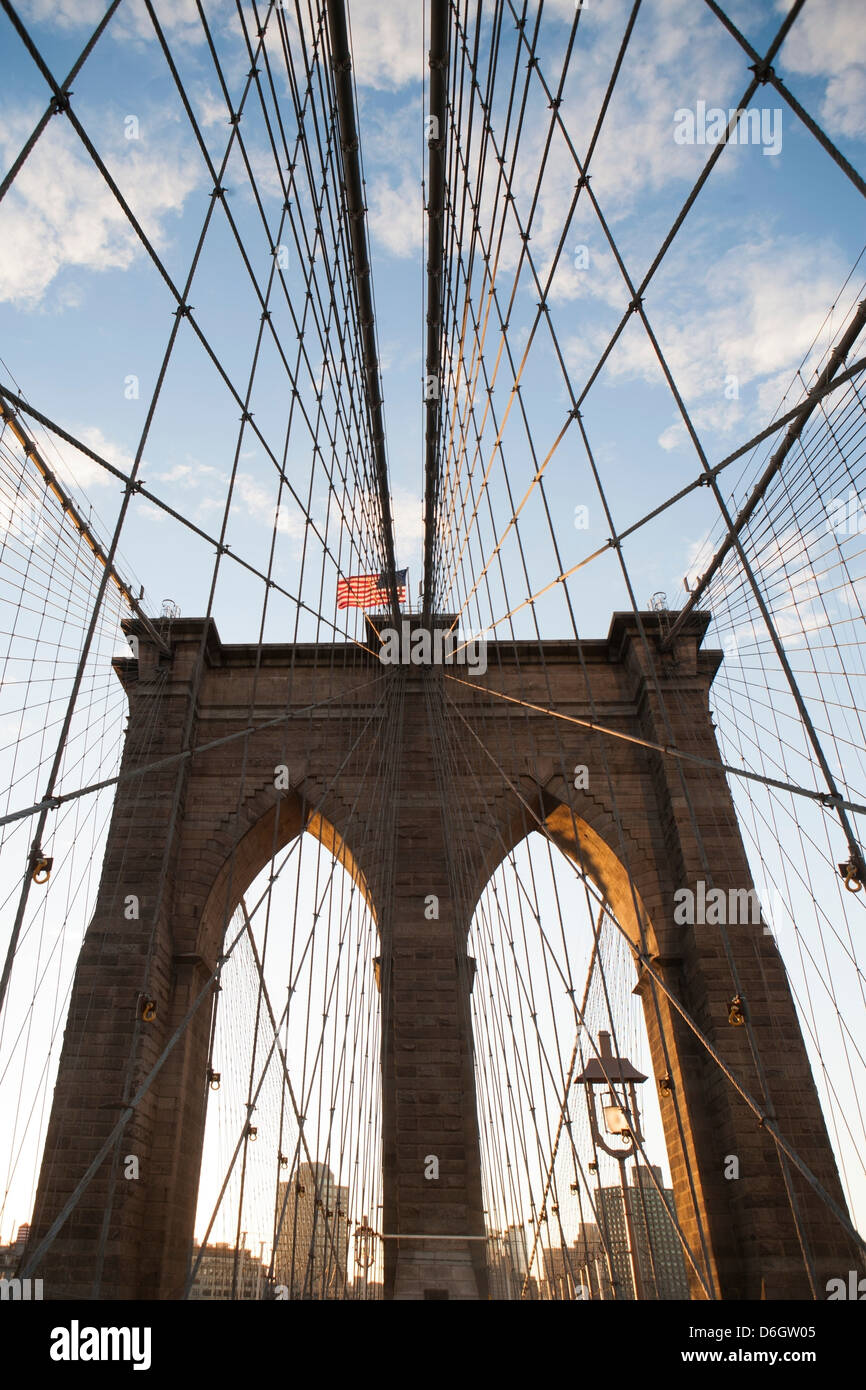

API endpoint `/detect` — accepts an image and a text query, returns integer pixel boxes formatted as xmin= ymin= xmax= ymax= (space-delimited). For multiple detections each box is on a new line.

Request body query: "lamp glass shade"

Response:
xmin=602 ymin=1095 xmax=630 ymax=1135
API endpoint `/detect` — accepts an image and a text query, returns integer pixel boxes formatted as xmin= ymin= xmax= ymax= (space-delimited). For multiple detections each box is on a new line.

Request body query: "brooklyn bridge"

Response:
xmin=0 ymin=0 xmax=864 ymax=1307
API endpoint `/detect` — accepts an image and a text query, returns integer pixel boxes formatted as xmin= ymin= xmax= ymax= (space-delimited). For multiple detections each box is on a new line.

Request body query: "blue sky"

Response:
xmin=0 ymin=0 xmax=864 ymax=646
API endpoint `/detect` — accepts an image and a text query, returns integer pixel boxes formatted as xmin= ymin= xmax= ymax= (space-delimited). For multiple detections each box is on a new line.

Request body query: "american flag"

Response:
xmin=337 ymin=569 xmax=408 ymax=610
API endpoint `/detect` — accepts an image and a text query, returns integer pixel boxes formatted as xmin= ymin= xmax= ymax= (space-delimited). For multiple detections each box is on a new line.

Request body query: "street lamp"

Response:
xmin=575 ymin=1030 xmax=648 ymax=1300
xmin=353 ymin=1216 xmax=376 ymax=1274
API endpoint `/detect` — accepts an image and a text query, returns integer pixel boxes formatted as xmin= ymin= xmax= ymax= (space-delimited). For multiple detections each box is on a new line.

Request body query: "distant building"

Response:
xmin=541 ymin=1224 xmax=615 ymax=1300
xmin=572 ymin=1221 xmax=616 ymax=1300
xmin=488 ymin=1165 xmax=689 ymax=1302
xmin=541 ymin=1243 xmax=580 ymax=1300
xmin=597 ymin=1164 xmax=690 ymax=1300
xmin=487 ymin=1224 xmax=541 ymax=1300
xmin=188 ymin=1241 xmax=268 ymax=1300
xmin=272 ymin=1162 xmax=349 ymax=1299
xmin=0 ymin=1224 xmax=30 ymax=1273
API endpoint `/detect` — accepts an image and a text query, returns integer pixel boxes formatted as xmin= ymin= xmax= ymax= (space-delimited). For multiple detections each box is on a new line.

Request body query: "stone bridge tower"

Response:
xmin=26 ymin=611 xmax=857 ymax=1299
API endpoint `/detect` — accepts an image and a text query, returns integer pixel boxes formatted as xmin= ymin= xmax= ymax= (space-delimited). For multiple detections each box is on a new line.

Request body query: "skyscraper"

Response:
xmin=272 ymin=1162 xmax=349 ymax=1299
xmin=486 ymin=1224 xmax=542 ymax=1300
xmin=597 ymin=1164 xmax=690 ymax=1300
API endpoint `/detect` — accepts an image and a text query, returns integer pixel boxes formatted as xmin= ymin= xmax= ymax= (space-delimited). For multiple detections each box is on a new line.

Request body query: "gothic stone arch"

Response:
xmin=28 ymin=612 xmax=856 ymax=1299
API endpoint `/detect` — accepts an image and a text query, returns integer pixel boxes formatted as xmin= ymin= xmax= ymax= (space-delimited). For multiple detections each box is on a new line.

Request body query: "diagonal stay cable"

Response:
xmin=0 ymin=0 xmax=124 ymax=205
xmin=20 ymin=671 xmax=390 ymax=1280
xmin=0 ymin=670 xmax=388 ymax=831
xmin=1 ymin=0 xmax=375 ymax=595
xmin=446 ymin=0 xmax=864 ymax=885
xmin=442 ymin=0 xmax=806 ymax=629
xmin=443 ymin=670 xmax=866 ymax=817
xmin=0 ymin=391 xmax=378 ymax=657
xmin=460 ymin=355 xmax=866 ymax=644
xmin=665 ymin=299 xmax=866 ymax=646
xmin=702 ymin=0 xmax=866 ymax=202
xmin=440 ymin=682 xmax=866 ymax=1260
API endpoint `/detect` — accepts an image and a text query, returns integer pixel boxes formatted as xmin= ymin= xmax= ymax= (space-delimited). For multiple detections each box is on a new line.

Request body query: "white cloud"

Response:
xmin=368 ymin=171 xmax=423 ymax=259
xmin=19 ymin=0 xmax=106 ymax=25
xmin=660 ymin=236 xmax=848 ymax=404
xmin=273 ymin=1 xmax=422 ymax=92
xmin=429 ymin=0 xmax=745 ymax=388
xmin=391 ymin=485 xmax=424 ymax=550
xmin=684 ymin=533 xmax=716 ymax=590
xmin=49 ymin=425 xmax=136 ymax=491
xmin=495 ymin=0 xmax=743 ymax=266
xmin=33 ymin=438 xmax=223 ymax=511
xmin=234 ymin=473 xmax=306 ymax=540
xmin=658 ymin=421 xmax=686 ymax=451
xmin=818 ymin=67 xmax=866 ymax=142
xmin=357 ymin=96 xmax=423 ymax=260
xmin=0 ymin=109 xmax=201 ymax=306
xmin=565 ymin=232 xmax=853 ymax=443
xmin=749 ymin=528 xmax=831 ymax=647
xmin=20 ymin=0 xmax=225 ymax=44
xmin=193 ymin=86 xmax=230 ymax=131
xmin=342 ymin=1 xmax=424 ymax=90
xmin=686 ymin=523 xmax=832 ymax=650
xmin=243 ymin=141 xmax=290 ymax=205
xmin=153 ymin=461 xmax=219 ymax=489
xmin=776 ymin=0 xmax=866 ymax=141
xmin=547 ymin=235 xmax=628 ymax=312
xmin=838 ymin=574 xmax=866 ymax=612
xmin=138 ymin=502 xmax=168 ymax=524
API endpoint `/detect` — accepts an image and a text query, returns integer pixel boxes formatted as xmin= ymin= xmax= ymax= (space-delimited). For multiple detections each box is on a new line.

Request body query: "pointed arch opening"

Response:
xmin=468 ymin=822 xmax=690 ymax=1301
xmin=195 ymin=790 xmax=377 ymax=968
xmin=190 ymin=805 xmax=383 ymax=1300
